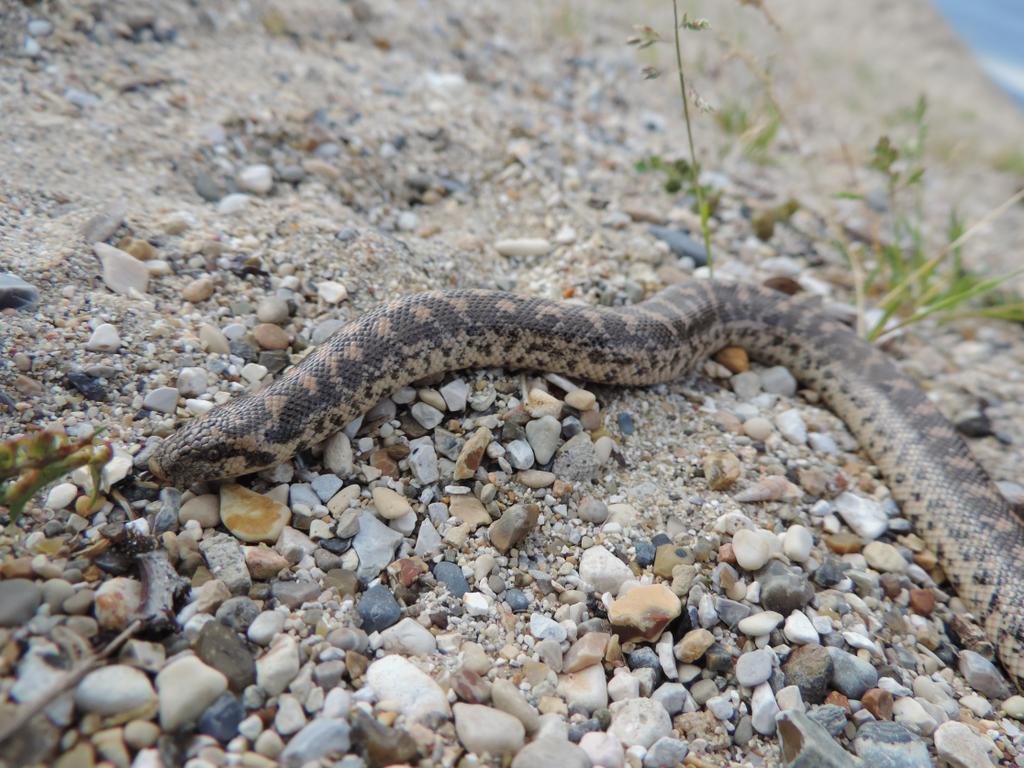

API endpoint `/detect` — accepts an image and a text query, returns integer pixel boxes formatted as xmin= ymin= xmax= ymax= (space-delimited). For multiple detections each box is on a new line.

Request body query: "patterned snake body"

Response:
xmin=149 ymin=281 xmax=1024 ymax=689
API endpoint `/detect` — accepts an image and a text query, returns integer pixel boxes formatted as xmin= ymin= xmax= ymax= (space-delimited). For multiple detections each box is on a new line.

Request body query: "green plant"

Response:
xmin=0 ymin=429 xmax=112 ymax=525
xmin=835 ymin=96 xmax=1024 ymax=340
xmin=629 ymin=4 xmax=714 ymax=274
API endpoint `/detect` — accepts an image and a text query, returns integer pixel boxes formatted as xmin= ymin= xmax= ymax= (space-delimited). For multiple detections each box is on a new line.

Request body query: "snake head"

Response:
xmin=147 ymin=407 xmax=274 ymax=488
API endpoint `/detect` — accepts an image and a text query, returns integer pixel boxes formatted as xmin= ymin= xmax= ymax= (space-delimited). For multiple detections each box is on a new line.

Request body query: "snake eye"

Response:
xmin=205 ymin=446 xmax=223 ymax=462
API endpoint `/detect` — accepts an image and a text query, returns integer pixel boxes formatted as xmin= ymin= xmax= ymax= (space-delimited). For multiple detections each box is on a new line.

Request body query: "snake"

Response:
xmin=148 ymin=280 xmax=1024 ymax=691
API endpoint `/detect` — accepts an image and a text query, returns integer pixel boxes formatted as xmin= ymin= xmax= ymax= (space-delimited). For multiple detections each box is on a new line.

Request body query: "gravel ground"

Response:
xmin=3 ymin=2 xmax=1024 ymax=767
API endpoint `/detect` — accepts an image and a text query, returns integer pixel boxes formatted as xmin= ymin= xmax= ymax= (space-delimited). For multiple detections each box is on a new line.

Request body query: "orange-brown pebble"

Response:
xmin=825 ymin=691 xmax=850 ymax=712
xmin=913 ymin=549 xmax=939 ymax=570
xmin=823 ymin=532 xmax=863 ymax=554
xmin=909 ymin=588 xmax=935 ymax=615
xmin=253 ymin=323 xmax=290 ymax=350
xmin=862 ymin=688 xmax=893 ymax=720
xmin=1 ymin=557 xmax=34 ymax=579
xmin=718 ymin=543 xmax=737 ymax=565
xmin=181 ymin=277 xmax=215 ymax=302
xmin=714 ymin=346 xmax=749 ymax=373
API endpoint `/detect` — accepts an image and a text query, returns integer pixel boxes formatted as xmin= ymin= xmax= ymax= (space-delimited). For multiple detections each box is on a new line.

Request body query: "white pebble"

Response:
xmin=317 ymin=281 xmax=348 ymax=304
xmin=85 ymin=323 xmax=121 ymax=352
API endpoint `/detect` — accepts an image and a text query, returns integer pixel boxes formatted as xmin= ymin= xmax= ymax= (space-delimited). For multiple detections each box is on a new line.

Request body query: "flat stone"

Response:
xmin=365 ymin=655 xmax=450 ymax=723
xmin=142 ymin=386 xmax=178 ymax=414
xmin=81 ymin=202 xmax=125 ymax=242
xmin=157 ymin=655 xmax=227 ymax=731
xmin=220 ymin=484 xmax=291 ymax=543
xmin=95 ymin=243 xmax=148 ymax=296
xmin=608 ymin=697 xmax=671 ymax=748
xmin=454 ymin=703 xmax=526 ymax=756
xmin=372 ymin=486 xmax=413 ymax=519
xmin=863 ymin=541 xmax=907 ymax=573
xmin=751 ymin=682 xmax=780 ymax=735
xmin=454 ymin=427 xmax=492 ymax=480
xmin=433 ymin=560 xmax=470 ymax=597
xmin=609 ymin=584 xmax=681 ymax=642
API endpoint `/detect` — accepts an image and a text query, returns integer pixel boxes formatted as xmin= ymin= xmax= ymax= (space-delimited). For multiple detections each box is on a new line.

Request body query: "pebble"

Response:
xmin=648 ymin=225 xmax=707 ymax=263
xmin=783 ymin=525 xmax=814 ymax=562
xmin=737 ymin=610 xmax=783 ymax=636
xmin=44 ymin=483 xmax=78 ymax=510
xmin=219 ymin=484 xmax=290 ymax=543
xmin=379 ymin=617 xmax=436 ymax=655
xmin=834 ymin=492 xmax=888 ymax=540
xmin=248 ymin=611 xmax=285 ymax=645
xmin=580 ymin=731 xmax=624 ymax=768
xmin=933 ymin=720 xmax=993 ymax=768
xmin=743 ymin=415 xmax=773 ymax=439
xmin=196 ymin=693 xmax=243 ymax=743
xmin=94 ymin=576 xmax=142 ymax=629
xmin=218 ymin=193 xmax=251 ymax=215
xmin=751 ymin=682 xmax=780 ymax=735
xmin=372 ymin=486 xmax=413 ymax=519
xmin=828 ymin=647 xmax=879 ymax=699
xmin=958 ymin=649 xmax=1011 ymax=699
xmin=157 ymin=655 xmax=227 ymax=731
xmin=365 ymin=654 xmax=450 ymax=722
xmin=488 ymin=504 xmax=537 ymax=553
xmin=784 ymin=644 xmax=834 ymax=704
xmin=411 ymin=401 xmax=444 ymax=429
xmin=853 ymin=721 xmax=930 ymax=767
xmin=736 ymin=648 xmax=775 ymax=686
xmin=317 ymin=280 xmax=348 ymax=303
xmin=278 ymin=718 xmax=351 ymax=767
xmin=358 ymin=584 xmax=401 ymax=633
xmin=674 ymin=628 xmax=714 ymax=662
xmin=608 ymin=697 xmax=672 ymax=748
xmin=526 ymin=415 xmax=561 ymax=464
xmin=732 ymin=528 xmax=778 ymax=570
xmin=75 ymin=665 xmax=155 ymax=715
xmin=181 ymin=276 xmax=215 ymax=302
xmin=454 ymin=703 xmax=526 ymax=755
xmin=511 ymin=738 xmax=591 ymax=768
xmin=352 ymin=511 xmax=404 ymax=581
xmin=256 ymin=635 xmax=300 ymax=696
xmin=85 ymin=323 xmax=121 ymax=352
xmin=237 ymin=164 xmax=274 ymax=194
xmin=95 ymin=243 xmax=148 ymax=296
xmin=179 ymin=494 xmax=219 ymax=527
xmin=777 ymin=709 xmax=858 ymax=767
xmin=863 ymin=541 xmax=907 ymax=573
xmin=142 ymin=386 xmax=178 ymax=414
xmin=784 ymin=611 xmax=819 ymax=645
xmin=558 ymin=664 xmax=608 ymax=712
xmin=776 ymin=408 xmax=808 ymax=444
xmin=434 ymin=560 xmax=470 ymax=597
xmin=760 ymin=365 xmax=798 ymax=396
xmin=494 ymin=238 xmax=551 ymax=257
xmin=580 ymin=545 xmax=633 ymax=595
xmin=642 ymin=736 xmax=688 ymax=767
xmin=609 ymin=584 xmax=681 ymax=642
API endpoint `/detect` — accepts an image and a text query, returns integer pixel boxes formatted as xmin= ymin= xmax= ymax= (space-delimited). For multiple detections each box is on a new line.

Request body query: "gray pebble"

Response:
xmin=827 ymin=647 xmax=878 ymax=699
xmin=0 ymin=579 xmax=42 ymax=626
xmin=357 ymin=584 xmax=401 ymax=633
xmin=0 ymin=273 xmax=39 ymax=310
